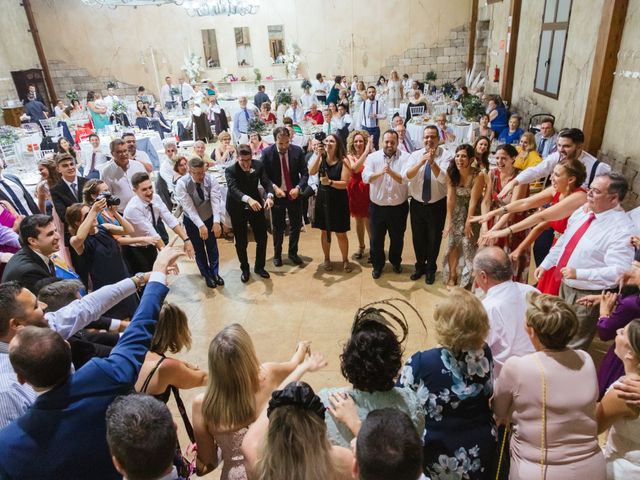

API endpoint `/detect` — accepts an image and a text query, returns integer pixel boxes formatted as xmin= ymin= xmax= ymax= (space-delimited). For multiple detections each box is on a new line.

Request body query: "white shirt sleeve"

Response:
xmin=154 ymin=194 xmax=179 ymax=230
xmin=175 ymin=179 xmax=204 ymax=229
xmin=124 ymin=201 xmax=160 ymax=238
xmin=362 ymin=153 xmax=377 ymax=184
xmin=515 ymin=152 xmax=559 ymax=185
xmin=208 ymin=177 xmax=223 ymax=223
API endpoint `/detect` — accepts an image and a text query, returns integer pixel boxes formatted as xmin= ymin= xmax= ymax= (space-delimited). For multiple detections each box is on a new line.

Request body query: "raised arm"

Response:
xmin=70 ymin=198 xmax=107 ymax=255
xmin=471 ymin=186 xmax=554 ymax=224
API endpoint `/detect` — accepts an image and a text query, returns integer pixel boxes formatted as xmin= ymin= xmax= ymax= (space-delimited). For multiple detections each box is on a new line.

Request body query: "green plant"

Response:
xmin=300 ymin=79 xmax=312 ymax=91
xmin=106 ymin=80 xmax=117 ymax=89
xmin=65 ymin=89 xmax=79 ymax=102
xmin=0 ymin=126 xmax=18 ymax=146
xmin=425 ymin=71 xmax=437 ymax=82
xmin=112 ymin=99 xmax=128 ymax=115
xmin=248 ymin=116 xmax=267 ymax=134
xmin=254 ymin=68 xmax=262 ymax=83
xmin=441 ymin=81 xmax=456 ymax=98
xmin=461 ymin=94 xmax=486 ymax=122
xmin=274 ymin=89 xmax=292 ymax=106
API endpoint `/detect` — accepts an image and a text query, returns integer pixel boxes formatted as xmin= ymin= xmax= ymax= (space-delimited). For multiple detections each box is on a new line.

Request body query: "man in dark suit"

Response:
xmin=260 ymin=126 xmax=309 ymax=266
xmin=50 ymin=153 xmax=88 ymax=284
xmin=0 ymin=247 xmax=180 ymax=480
xmin=2 ymin=215 xmax=60 ymax=294
xmin=0 ymin=165 xmax=40 ymax=216
xmin=225 ymin=144 xmax=274 ymax=282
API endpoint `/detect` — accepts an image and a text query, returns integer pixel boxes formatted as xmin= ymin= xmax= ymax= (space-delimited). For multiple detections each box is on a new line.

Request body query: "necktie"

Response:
xmin=71 ymin=182 xmax=78 ymax=201
xmin=440 ymin=128 xmax=446 ymax=141
xmin=280 ymin=152 xmax=294 ymax=194
xmin=148 ymin=203 xmax=158 ymax=232
xmin=421 ymin=161 xmax=432 ymax=203
xmin=403 ymin=138 xmax=409 ymax=152
xmin=90 ymin=152 xmax=97 ymax=172
xmin=368 ymin=102 xmax=373 ymax=128
xmin=0 ymin=180 xmax=28 ymax=215
xmin=244 ymin=108 xmax=250 ymax=122
xmin=196 ymin=182 xmax=205 ymax=201
xmin=328 ymin=122 xmax=332 ymax=134
xmin=538 ymin=138 xmax=546 ymax=155
xmin=554 ymin=212 xmax=596 ymax=280
xmin=293 ymin=110 xmax=297 ymax=122
xmin=48 ymin=259 xmax=56 ymax=276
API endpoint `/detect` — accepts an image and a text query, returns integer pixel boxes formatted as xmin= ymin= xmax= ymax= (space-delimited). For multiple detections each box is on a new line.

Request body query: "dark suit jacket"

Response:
xmin=225 ymin=160 xmax=274 ymax=215
xmin=0 ymin=281 xmax=169 ymax=480
xmin=50 ymin=177 xmax=87 ymax=244
xmin=1 ymin=247 xmax=54 ymax=294
xmin=0 ymin=173 xmax=40 ymax=215
xmin=260 ymin=144 xmax=308 ymax=194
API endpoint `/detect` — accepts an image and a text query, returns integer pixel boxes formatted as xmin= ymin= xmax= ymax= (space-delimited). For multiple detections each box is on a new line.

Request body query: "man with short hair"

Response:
xmin=103 ymin=87 xmax=119 ymax=113
xmin=285 ymin=98 xmax=304 ymax=124
xmin=395 ymin=123 xmax=415 ymax=154
xmin=106 ymin=394 xmax=180 ymax=480
xmin=535 ymin=172 xmax=635 ymax=350
xmin=102 ymin=138 xmax=148 ymax=212
xmin=175 ymin=157 xmax=224 ymax=288
xmin=0 ymin=248 xmax=180 ymax=479
xmin=260 ymin=126 xmax=308 ymax=266
xmin=23 ymin=94 xmax=48 ymax=124
xmin=401 ymin=73 xmax=413 ymax=100
xmin=0 ymin=160 xmax=40 ymax=216
xmin=535 ymin=117 xmax=557 ymax=157
xmin=85 ymin=133 xmax=109 ymax=179
xmin=474 ymin=246 xmax=537 ymax=377
xmin=254 ymin=84 xmax=270 ymax=109
xmin=363 ymin=130 xmax=409 ymax=279
xmin=403 ymin=125 xmax=453 ymax=284
xmin=25 ymin=84 xmax=45 ymax=104
xmin=159 ymin=75 xmax=177 ymax=110
xmin=233 ymin=96 xmax=258 ymax=141
xmin=193 ymin=140 xmax=207 ymax=161
xmin=122 ymin=132 xmax=154 ymax=173
xmin=361 ymin=86 xmax=386 ymax=150
xmin=178 ymin=75 xmax=195 ymax=108
xmin=312 ymin=73 xmax=330 ymax=104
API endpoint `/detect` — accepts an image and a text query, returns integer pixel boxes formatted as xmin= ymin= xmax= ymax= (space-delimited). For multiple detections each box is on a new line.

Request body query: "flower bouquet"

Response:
xmin=106 ymin=80 xmax=118 ymax=90
xmin=248 ymin=116 xmax=267 ymax=135
xmin=274 ymin=89 xmax=292 ymax=106
xmin=282 ymin=43 xmax=302 ymax=79
xmin=182 ymin=53 xmax=203 ymax=83
xmin=441 ymin=81 xmax=456 ymax=98
xmin=65 ymin=89 xmax=79 ymax=102
xmin=300 ymin=79 xmax=312 ymax=91
xmin=112 ymin=100 xmax=128 ymax=115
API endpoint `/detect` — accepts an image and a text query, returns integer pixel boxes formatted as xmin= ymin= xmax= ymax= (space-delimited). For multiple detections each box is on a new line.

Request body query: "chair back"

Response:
xmin=410 ymin=105 xmax=425 ymax=117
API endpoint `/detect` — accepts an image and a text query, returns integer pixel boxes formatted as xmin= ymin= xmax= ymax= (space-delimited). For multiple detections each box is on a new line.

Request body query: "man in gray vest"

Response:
xmin=175 ymin=157 xmax=224 ymax=289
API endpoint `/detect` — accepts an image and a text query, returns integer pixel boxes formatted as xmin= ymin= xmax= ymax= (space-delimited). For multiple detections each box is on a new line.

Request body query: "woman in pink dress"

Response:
xmin=345 ymin=130 xmax=372 ymax=260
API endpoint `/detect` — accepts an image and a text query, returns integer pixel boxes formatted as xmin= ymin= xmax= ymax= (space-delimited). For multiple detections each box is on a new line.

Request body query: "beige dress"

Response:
xmin=214 ymin=427 xmax=249 ymax=480
xmin=493 ymin=349 xmax=606 ymax=480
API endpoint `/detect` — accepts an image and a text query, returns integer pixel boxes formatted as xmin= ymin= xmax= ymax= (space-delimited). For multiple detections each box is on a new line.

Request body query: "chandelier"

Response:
xmin=80 ymin=0 xmax=261 ymax=16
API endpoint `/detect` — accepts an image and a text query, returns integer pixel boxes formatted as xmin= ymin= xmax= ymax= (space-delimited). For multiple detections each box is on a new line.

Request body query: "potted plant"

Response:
xmin=0 ymin=126 xmax=18 ymax=147
xmin=254 ymin=68 xmax=262 ymax=83
xmin=248 ymin=117 xmax=267 ymax=135
xmin=65 ymin=89 xmax=79 ymax=102
xmin=461 ymin=95 xmax=486 ymax=122
xmin=300 ymin=79 xmax=312 ymax=91
xmin=441 ymin=81 xmax=456 ymax=98
xmin=274 ymin=89 xmax=292 ymax=106
xmin=425 ymin=70 xmax=437 ymax=87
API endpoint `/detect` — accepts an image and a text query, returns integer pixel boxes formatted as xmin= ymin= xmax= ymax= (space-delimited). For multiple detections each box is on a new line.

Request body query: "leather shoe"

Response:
xmin=425 ymin=271 xmax=436 ymax=285
xmin=205 ymin=276 xmax=217 ymax=288
xmin=372 ymin=269 xmax=381 ymax=279
xmin=392 ymin=264 xmax=403 ymax=274
xmin=288 ymin=254 xmax=303 ymax=265
xmin=273 ymin=257 xmax=283 ymax=267
xmin=410 ymin=270 xmax=424 ymax=281
xmin=214 ymin=275 xmax=225 ymax=286
xmin=240 ymin=271 xmax=250 ymax=283
xmin=254 ymin=268 xmax=270 ymax=279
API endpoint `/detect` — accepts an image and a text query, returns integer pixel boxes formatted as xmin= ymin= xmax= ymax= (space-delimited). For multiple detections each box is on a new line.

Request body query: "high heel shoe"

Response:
xmin=323 ymin=259 xmax=333 ymax=271
xmin=354 ymin=246 xmax=365 ymax=260
xmin=343 ymin=261 xmax=353 ymax=273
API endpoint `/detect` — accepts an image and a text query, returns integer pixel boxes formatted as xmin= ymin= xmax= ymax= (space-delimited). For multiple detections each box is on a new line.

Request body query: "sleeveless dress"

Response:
xmin=604 ymin=384 xmax=640 ymax=478
xmin=353 ymin=93 xmax=365 ymax=129
xmin=313 ymin=158 xmax=350 ymax=232
xmin=140 ymin=354 xmax=171 ymax=403
xmin=347 ymin=159 xmax=370 ymax=219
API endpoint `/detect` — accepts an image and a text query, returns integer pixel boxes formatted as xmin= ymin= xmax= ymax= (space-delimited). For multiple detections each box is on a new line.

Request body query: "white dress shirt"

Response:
xmin=540 ymin=205 xmax=635 ymax=290
xmin=482 ymin=281 xmax=538 ymax=378
xmin=515 ymin=150 xmax=610 ymax=188
xmin=101 ymin=159 xmax=147 ymax=210
xmin=402 ymin=146 xmax=453 ymax=203
xmin=124 ymin=193 xmax=179 ymax=243
xmin=307 ymin=154 xmax=319 ymax=194
xmin=285 ymin=106 xmax=305 ymax=123
xmin=361 ymin=98 xmax=387 ymax=128
xmin=362 ymin=149 xmax=409 ymax=206
xmin=179 ymin=82 xmax=195 ymax=102
xmin=628 ymin=206 xmax=640 ymax=232
xmin=174 ymin=173 xmax=223 ymax=226
xmin=159 ymin=84 xmax=174 ymax=107
xmin=300 ymin=92 xmax=318 ymax=111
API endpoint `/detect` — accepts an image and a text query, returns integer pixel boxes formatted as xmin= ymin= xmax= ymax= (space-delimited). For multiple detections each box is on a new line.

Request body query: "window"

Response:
xmin=268 ymin=25 xmax=285 ymax=64
xmin=234 ymin=27 xmax=253 ymax=67
xmin=201 ymin=29 xmax=220 ymax=68
xmin=534 ymin=0 xmax=572 ymax=98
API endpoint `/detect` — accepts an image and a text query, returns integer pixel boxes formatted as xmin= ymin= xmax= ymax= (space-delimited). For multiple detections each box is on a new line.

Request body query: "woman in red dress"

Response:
xmin=474 ymin=158 xmax=587 ymax=294
xmin=259 ymin=102 xmax=277 ymax=125
xmin=346 ymin=130 xmax=372 ymax=260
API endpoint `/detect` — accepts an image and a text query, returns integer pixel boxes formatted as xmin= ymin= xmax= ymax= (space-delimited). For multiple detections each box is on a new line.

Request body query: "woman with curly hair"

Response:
xmin=346 ymin=130 xmax=372 ymax=260
xmin=36 ymin=156 xmax=61 ymax=214
xmin=317 ymin=299 xmax=426 ymax=448
xmin=398 ymin=288 xmax=496 ymax=479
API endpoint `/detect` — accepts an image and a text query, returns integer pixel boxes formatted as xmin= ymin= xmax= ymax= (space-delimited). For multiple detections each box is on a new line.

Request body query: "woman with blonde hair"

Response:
xmin=515 ymin=131 xmax=543 ymax=191
xmin=192 ymin=324 xmax=316 ymax=479
xmin=387 ymin=70 xmax=403 ymax=109
xmin=346 ymin=130 xmax=372 ymax=260
xmin=135 ymin=303 xmax=207 ymax=400
xmin=494 ymin=293 xmax=605 ymax=480
xmin=211 ymin=131 xmax=237 ymax=164
xmin=398 ymin=288 xmax=495 ymax=479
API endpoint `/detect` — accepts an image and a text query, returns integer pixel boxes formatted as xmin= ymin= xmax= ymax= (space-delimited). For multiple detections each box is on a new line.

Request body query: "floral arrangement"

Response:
xmin=461 ymin=95 xmax=486 ymax=122
xmin=248 ymin=116 xmax=267 ymax=134
xmin=65 ymin=89 xmax=79 ymax=102
xmin=112 ymin=99 xmax=128 ymax=115
xmin=300 ymin=79 xmax=312 ymax=91
xmin=274 ymin=88 xmax=292 ymax=106
xmin=225 ymin=74 xmax=238 ymax=83
xmin=265 ymin=75 xmax=273 ymax=81
xmin=254 ymin=68 xmax=262 ymax=83
xmin=282 ymin=43 xmax=302 ymax=78
xmin=182 ymin=53 xmax=203 ymax=82
xmin=0 ymin=126 xmax=19 ymax=146
xmin=441 ymin=81 xmax=456 ymax=98
xmin=170 ymin=86 xmax=180 ymax=96
xmin=425 ymin=71 xmax=438 ymax=82
xmin=106 ymin=80 xmax=118 ymax=89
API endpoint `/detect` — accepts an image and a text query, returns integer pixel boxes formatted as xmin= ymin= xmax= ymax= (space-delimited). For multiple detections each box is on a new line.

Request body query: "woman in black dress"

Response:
xmin=309 ymin=133 xmax=352 ymax=272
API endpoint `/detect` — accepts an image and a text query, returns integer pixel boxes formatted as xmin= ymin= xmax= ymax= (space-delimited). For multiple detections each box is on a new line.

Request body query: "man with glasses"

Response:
xmin=102 ymin=139 xmax=148 ymax=212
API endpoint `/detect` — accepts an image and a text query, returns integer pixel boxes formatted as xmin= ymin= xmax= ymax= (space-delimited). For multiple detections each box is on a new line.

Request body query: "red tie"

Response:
xmin=280 ymin=152 xmax=294 ymax=195
xmin=554 ymin=212 xmax=596 ymax=279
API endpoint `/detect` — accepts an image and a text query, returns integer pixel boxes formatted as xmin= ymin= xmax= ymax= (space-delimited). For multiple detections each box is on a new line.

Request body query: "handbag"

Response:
xmin=171 ymin=385 xmax=198 ymax=479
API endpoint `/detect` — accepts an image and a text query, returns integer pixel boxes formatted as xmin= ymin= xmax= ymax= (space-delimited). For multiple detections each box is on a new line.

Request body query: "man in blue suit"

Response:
xmin=0 ymin=247 xmax=183 ymax=480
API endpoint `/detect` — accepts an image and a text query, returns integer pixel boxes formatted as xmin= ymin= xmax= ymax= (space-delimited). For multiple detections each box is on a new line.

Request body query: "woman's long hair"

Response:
xmin=38 ymin=157 xmax=61 ymax=188
xmin=473 ymin=136 xmax=491 ymax=172
xmin=326 ymin=133 xmax=347 ymax=162
xmin=150 ymin=303 xmax=191 ymax=354
xmin=201 ymin=324 xmax=260 ymax=430
xmin=346 ymin=130 xmax=369 ymax=156
xmin=447 ymin=144 xmax=476 ymax=187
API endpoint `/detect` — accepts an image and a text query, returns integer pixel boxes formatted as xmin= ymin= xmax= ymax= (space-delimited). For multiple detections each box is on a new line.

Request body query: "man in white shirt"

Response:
xmin=535 ymin=172 xmax=635 ymax=350
xmin=361 ymin=86 xmax=386 ymax=150
xmin=402 ymin=125 xmax=452 ymax=283
xmin=402 ymin=74 xmax=413 ymax=99
xmin=159 ymin=76 xmax=177 ymax=110
xmin=363 ymin=130 xmax=409 ymax=279
xmin=312 ymin=73 xmax=330 ymax=104
xmin=85 ymin=133 xmax=109 ymax=180
xmin=102 ymin=139 xmax=148 ymax=212
xmin=178 ymin=76 xmax=195 ymax=108
xmin=395 ymin=124 xmax=415 ymax=154
xmin=103 ymin=87 xmax=119 ymax=113
xmin=285 ymin=98 xmax=305 ymax=124
xmin=321 ymin=109 xmax=340 ymax=136
xmin=122 ymin=132 xmax=153 ymax=173
xmin=123 ymin=172 xmax=193 ymax=273
xmin=233 ymin=96 xmax=258 ymax=142
xmin=474 ymin=247 xmax=537 ymax=377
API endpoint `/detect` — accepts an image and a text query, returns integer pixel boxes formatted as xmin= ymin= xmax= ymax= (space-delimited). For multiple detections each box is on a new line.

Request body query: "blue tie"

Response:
xmin=0 ymin=180 xmax=28 ymax=215
xmin=421 ymin=162 xmax=431 ymax=203
xmin=244 ymin=108 xmax=250 ymax=122
xmin=538 ymin=138 xmax=546 ymax=155
xmin=293 ymin=110 xmax=297 ymax=122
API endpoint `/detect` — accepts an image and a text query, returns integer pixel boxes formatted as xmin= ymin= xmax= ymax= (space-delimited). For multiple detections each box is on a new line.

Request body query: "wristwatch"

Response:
xmin=133 ymin=272 xmax=147 ymax=289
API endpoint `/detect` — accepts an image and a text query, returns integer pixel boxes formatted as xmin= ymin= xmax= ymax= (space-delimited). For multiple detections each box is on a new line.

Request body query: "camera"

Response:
xmin=96 ymin=191 xmax=121 ymax=207
xmin=314 ymin=131 xmax=327 ymax=142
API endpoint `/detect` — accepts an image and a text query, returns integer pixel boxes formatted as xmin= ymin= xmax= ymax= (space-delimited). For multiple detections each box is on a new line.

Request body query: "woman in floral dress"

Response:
xmin=398 ymin=288 xmax=496 ymax=480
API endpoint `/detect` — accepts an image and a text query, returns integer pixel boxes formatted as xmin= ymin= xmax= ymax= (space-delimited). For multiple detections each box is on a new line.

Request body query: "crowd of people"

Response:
xmin=1 ymin=69 xmax=640 ymax=480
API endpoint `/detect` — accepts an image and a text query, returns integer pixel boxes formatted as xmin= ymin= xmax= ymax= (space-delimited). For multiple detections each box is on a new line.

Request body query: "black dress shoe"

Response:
xmin=288 ymin=254 xmax=303 ymax=265
xmin=392 ymin=264 xmax=403 ymax=274
xmin=372 ymin=269 xmax=381 ymax=279
xmin=240 ymin=271 xmax=250 ymax=283
xmin=254 ymin=268 xmax=270 ymax=279
xmin=410 ymin=270 xmax=424 ymax=281
xmin=214 ymin=275 xmax=225 ymax=286
xmin=205 ymin=276 xmax=217 ymax=288
xmin=273 ymin=257 xmax=283 ymax=267
xmin=425 ymin=271 xmax=436 ymax=285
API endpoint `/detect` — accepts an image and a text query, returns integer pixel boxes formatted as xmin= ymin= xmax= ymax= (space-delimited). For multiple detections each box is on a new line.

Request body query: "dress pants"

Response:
xmin=272 ymin=197 xmax=302 ymax=259
xmin=560 ymin=281 xmax=602 ymax=350
xmin=363 ymin=126 xmax=381 ymax=150
xmin=533 ymin=227 xmax=555 ymax=267
xmin=369 ymin=201 xmax=409 ymax=271
xmin=229 ymin=206 xmax=268 ymax=272
xmin=184 ymin=215 xmax=219 ymax=279
xmin=410 ymin=196 xmax=446 ymax=274
xmin=122 ymin=245 xmax=157 ymax=274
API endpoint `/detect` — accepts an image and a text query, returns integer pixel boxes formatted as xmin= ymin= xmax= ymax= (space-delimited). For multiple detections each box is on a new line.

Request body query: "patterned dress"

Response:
xmin=398 ymin=345 xmax=497 ymax=480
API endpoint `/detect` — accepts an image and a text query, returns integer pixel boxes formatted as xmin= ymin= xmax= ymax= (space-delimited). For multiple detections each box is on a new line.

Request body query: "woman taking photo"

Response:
xmin=211 ymin=131 xmax=237 ymax=165
xmin=346 ymin=130 xmax=372 ymax=260
xmin=494 ymin=293 xmax=605 ymax=480
xmin=308 ymin=134 xmax=352 ymax=272
xmin=398 ymin=288 xmax=495 ymax=479
xmin=36 ymin=156 xmax=61 ymax=214
xmin=192 ymin=324 xmax=319 ymax=479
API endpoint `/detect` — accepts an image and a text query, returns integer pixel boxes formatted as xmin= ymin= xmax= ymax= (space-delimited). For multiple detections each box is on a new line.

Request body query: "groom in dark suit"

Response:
xmin=260 ymin=127 xmax=309 ymax=266
xmin=50 ymin=153 xmax=88 ymax=283
xmin=226 ymin=144 xmax=274 ymax=282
